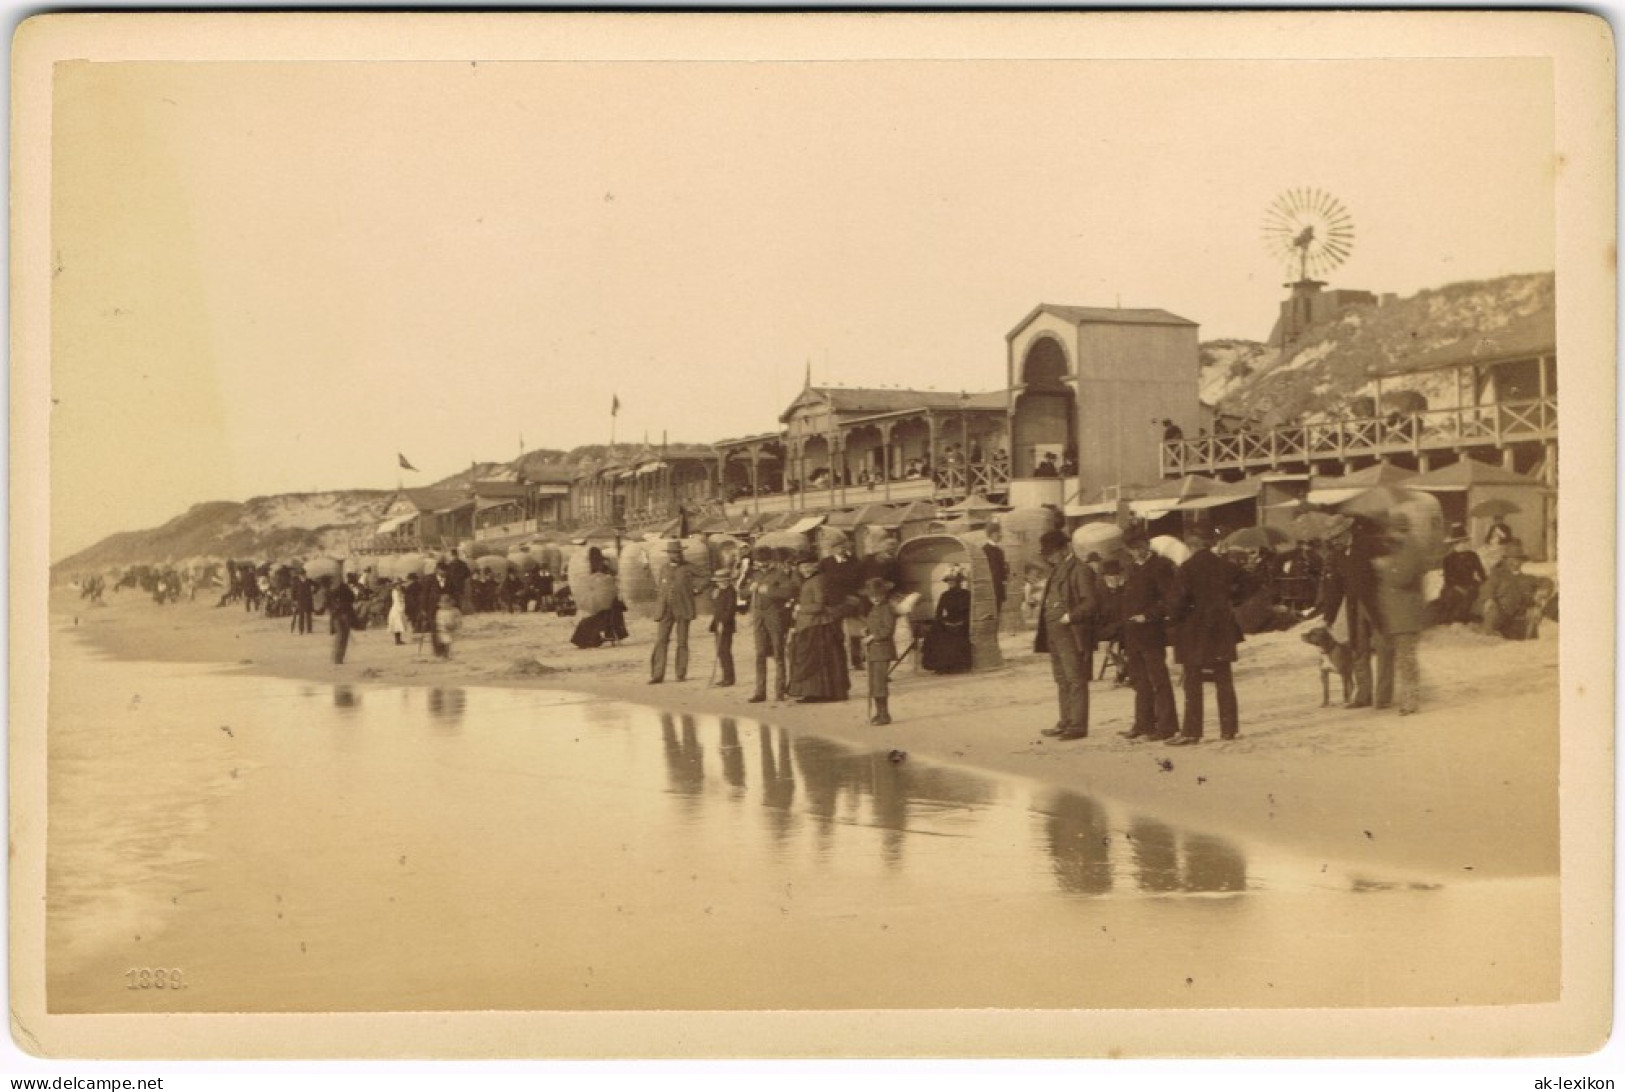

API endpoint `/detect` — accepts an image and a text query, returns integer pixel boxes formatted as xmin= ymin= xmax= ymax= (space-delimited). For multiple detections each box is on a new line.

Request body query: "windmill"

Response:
xmin=1262 ymin=188 xmax=1355 ymax=348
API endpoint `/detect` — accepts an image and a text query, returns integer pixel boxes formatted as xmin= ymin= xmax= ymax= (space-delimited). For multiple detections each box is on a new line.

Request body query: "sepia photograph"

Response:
xmin=8 ymin=10 xmax=1616 ymax=1075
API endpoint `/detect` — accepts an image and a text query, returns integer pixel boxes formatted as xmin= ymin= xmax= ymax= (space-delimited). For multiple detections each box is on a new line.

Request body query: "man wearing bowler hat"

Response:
xmin=1166 ymin=526 xmax=1245 ymax=744
xmin=650 ymin=539 xmax=704 ymax=684
xmin=1117 ymin=528 xmax=1180 ymax=741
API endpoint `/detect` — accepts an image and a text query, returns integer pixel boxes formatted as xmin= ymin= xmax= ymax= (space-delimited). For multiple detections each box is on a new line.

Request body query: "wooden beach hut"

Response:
xmin=895 ymin=534 xmax=1004 ymax=672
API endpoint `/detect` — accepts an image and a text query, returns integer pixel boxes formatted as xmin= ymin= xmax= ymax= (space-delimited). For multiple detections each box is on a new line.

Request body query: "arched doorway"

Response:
xmin=1012 ymin=336 xmax=1076 ymax=478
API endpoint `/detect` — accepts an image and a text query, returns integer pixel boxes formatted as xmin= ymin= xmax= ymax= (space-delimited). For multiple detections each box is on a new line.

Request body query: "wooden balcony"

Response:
xmin=722 ymin=461 xmax=1011 ymax=518
xmin=1162 ymin=397 xmax=1557 ymax=476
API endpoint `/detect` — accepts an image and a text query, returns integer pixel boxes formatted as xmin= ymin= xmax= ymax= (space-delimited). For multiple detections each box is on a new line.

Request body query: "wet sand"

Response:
xmin=56 ymin=586 xmax=1560 ymax=884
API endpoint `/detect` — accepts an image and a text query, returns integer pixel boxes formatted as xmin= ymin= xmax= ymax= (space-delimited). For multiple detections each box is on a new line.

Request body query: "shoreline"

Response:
xmin=54 ymin=586 xmax=1561 ymax=882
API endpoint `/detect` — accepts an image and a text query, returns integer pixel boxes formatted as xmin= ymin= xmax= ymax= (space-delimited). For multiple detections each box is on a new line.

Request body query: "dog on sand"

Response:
xmin=1300 ymin=625 xmax=1353 ymax=707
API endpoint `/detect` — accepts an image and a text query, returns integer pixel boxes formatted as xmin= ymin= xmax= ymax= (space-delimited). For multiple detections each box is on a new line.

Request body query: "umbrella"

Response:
xmin=1071 ymin=522 xmax=1125 ymax=562
xmin=1289 ymin=510 xmax=1344 ymax=542
xmin=1219 ymin=526 xmax=1289 ymax=552
xmin=1337 ymin=485 xmax=1416 ymax=524
xmin=1469 ymin=497 xmax=1521 ymax=518
xmin=475 ymin=555 xmax=512 ymax=574
xmin=508 ymin=550 xmax=540 ymax=571
xmin=1148 ymin=535 xmax=1191 ymax=565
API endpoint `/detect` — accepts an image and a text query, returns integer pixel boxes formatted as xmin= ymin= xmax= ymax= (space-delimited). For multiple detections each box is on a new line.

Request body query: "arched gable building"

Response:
xmin=1006 ymin=305 xmax=1201 ymax=506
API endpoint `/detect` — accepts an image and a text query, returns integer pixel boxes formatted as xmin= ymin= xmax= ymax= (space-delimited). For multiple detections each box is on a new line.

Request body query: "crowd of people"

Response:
xmin=86 ymin=499 xmax=1551 ymax=737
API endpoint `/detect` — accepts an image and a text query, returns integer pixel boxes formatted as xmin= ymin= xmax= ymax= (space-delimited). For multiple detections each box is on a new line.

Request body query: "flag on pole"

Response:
xmin=611 ymin=394 xmax=621 ymax=417
xmin=398 ymin=453 xmax=419 ymax=472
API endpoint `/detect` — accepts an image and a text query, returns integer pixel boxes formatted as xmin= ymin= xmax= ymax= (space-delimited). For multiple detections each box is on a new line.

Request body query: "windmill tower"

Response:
xmin=1262 ymin=188 xmax=1355 ymax=348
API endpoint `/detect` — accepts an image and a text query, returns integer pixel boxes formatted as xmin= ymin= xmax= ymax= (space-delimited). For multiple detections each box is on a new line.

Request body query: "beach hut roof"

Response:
xmin=1310 ymin=462 xmax=1418 ymax=490
xmin=1407 ymin=458 xmax=1546 ymax=490
xmin=826 ymin=502 xmax=902 ymax=529
xmin=1006 ymin=304 xmax=1197 ymax=341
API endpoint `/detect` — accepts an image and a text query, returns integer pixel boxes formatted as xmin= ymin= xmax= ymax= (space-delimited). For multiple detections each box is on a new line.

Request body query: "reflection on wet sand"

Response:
xmin=717 ymin=717 xmax=746 ymax=793
xmin=758 ymin=726 xmax=797 ymax=844
xmin=1046 ymin=803 xmax=1248 ymax=896
xmin=52 ymin=654 xmax=1560 ymax=1015
xmin=1043 ymin=792 xmax=1113 ymax=895
xmin=426 ymin=687 xmax=465 ymax=728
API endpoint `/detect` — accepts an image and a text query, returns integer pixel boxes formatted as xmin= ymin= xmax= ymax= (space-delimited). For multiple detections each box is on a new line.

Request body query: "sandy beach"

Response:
xmin=57 ymin=585 xmax=1560 ymax=884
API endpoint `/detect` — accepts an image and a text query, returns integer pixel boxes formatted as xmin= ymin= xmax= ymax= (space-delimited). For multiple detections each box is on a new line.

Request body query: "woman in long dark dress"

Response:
xmin=787 ymin=551 xmax=850 ymax=702
xmin=921 ymin=568 xmax=974 ymax=673
xmin=570 ymin=547 xmax=629 ymax=648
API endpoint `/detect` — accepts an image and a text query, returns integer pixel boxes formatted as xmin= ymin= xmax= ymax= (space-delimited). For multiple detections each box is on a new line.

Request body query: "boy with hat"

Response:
xmin=860 ymin=576 xmax=899 ymax=725
xmin=707 ymin=567 xmax=738 ymax=687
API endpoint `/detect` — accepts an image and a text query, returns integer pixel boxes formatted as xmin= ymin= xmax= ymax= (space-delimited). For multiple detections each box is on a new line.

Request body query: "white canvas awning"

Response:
xmin=1304 ymin=487 xmax=1370 ymax=507
xmin=376 ymin=513 xmax=413 ymax=534
xmin=789 ymin=515 xmax=827 ymax=533
xmin=1064 ymin=501 xmax=1117 ymax=517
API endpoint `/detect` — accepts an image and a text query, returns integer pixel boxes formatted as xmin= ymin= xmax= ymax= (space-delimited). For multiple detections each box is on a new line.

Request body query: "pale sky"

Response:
xmin=47 ymin=51 xmax=1556 ymax=559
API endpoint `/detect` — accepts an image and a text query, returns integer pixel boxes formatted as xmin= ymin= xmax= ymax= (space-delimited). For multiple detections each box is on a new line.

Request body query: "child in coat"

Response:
xmin=861 ymin=576 xmax=899 ymax=725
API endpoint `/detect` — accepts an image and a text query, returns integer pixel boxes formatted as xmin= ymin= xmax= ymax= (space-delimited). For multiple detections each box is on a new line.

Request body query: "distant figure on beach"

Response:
xmin=326 ymin=574 xmax=357 ymax=666
xmin=920 ymin=567 xmax=972 ymax=673
xmin=981 ymin=524 xmax=1009 ymax=632
xmin=1476 ymin=542 xmax=1545 ymax=640
xmin=1166 ymin=527 xmax=1245 ymax=744
xmin=861 ymin=576 xmax=898 ymax=725
xmin=788 ymin=549 xmax=850 ymax=703
xmin=387 ymin=578 xmax=409 ymax=645
xmin=818 ymin=533 xmax=865 ymax=670
xmin=447 ymin=549 xmax=473 ymax=614
xmin=1313 ymin=516 xmax=1380 ymax=708
xmin=649 ymin=540 xmax=705 ymax=684
xmin=569 ymin=547 xmax=625 ymax=648
xmin=1432 ymin=527 xmax=1487 ymax=625
xmin=290 ymin=571 xmax=314 ymax=636
xmin=707 ymin=568 xmax=738 ymax=688
xmin=1117 ymin=529 xmax=1179 ymax=741
xmin=1035 ymin=529 xmax=1098 ymax=741
xmin=1373 ymin=511 xmax=1430 ymax=716
xmin=425 ymin=566 xmax=457 ymax=658
xmin=746 ymin=546 xmax=796 ymax=704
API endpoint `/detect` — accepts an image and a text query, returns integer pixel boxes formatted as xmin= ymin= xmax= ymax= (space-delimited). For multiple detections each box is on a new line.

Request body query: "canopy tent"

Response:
xmin=1405 ymin=457 xmax=1549 ymax=558
xmin=1405 ymin=457 xmax=1545 ymax=492
xmin=1299 ymin=464 xmax=1417 ymax=507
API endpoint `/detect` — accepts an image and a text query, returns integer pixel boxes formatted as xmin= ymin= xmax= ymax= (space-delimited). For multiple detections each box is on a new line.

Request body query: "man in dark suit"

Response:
xmin=1166 ymin=527 xmax=1246 ymax=744
xmin=707 ymin=569 xmax=739 ymax=687
xmin=747 ymin=547 xmax=799 ymax=703
xmin=819 ymin=534 xmax=866 ymax=669
xmin=446 ymin=549 xmax=473 ymax=612
xmin=1117 ymin=529 xmax=1179 ymax=740
xmin=982 ymin=523 xmax=1010 ymax=633
xmin=1035 ymin=530 xmax=1099 ymax=741
xmin=1314 ymin=516 xmax=1383 ymax=707
xmin=650 ymin=540 xmax=704 ymax=683
xmin=327 ymin=574 xmax=358 ymax=666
